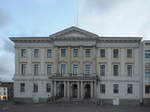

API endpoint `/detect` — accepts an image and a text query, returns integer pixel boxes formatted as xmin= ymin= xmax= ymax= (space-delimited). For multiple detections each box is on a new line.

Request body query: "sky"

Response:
xmin=0 ymin=0 xmax=150 ymax=81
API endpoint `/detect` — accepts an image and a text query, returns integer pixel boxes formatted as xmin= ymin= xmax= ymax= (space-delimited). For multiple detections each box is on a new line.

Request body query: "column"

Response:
xmin=64 ymin=81 xmax=67 ymax=98
xmin=41 ymin=48 xmax=45 ymax=75
xmin=15 ymin=48 xmax=19 ymax=75
xmin=94 ymin=81 xmax=97 ymax=98
xmin=121 ymin=48 xmax=125 ymax=76
xmin=54 ymin=81 xmax=56 ymax=96
xmin=108 ymin=48 xmax=111 ymax=76
xmin=54 ymin=47 xmax=58 ymax=75
xmin=51 ymin=81 xmax=54 ymax=96
xmin=28 ymin=48 xmax=32 ymax=75
xmin=80 ymin=81 xmax=83 ymax=99
xmin=67 ymin=47 xmax=71 ymax=76
xmin=92 ymin=47 xmax=96 ymax=76
xmin=67 ymin=81 xmax=70 ymax=99
xmin=80 ymin=47 xmax=83 ymax=76
xmin=90 ymin=82 xmax=93 ymax=98
xmin=77 ymin=81 xmax=80 ymax=98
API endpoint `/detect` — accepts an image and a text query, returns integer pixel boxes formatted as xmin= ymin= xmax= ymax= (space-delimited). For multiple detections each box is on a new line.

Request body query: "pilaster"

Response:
xmin=15 ymin=48 xmax=19 ymax=75
xmin=54 ymin=47 xmax=58 ymax=75
xmin=108 ymin=48 xmax=111 ymax=76
xmin=41 ymin=48 xmax=45 ymax=75
xmin=80 ymin=47 xmax=83 ymax=76
xmin=121 ymin=48 xmax=125 ymax=76
xmin=67 ymin=47 xmax=71 ymax=75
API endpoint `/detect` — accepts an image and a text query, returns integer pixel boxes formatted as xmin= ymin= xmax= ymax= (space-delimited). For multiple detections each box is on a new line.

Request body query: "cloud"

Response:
xmin=79 ymin=0 xmax=150 ymax=39
xmin=0 ymin=52 xmax=14 ymax=81
xmin=0 ymin=9 xmax=11 ymax=28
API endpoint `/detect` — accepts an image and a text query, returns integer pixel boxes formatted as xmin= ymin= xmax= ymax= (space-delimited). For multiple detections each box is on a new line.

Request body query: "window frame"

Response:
xmin=47 ymin=63 xmax=52 ymax=76
xmin=100 ymin=49 xmax=105 ymax=58
xmin=46 ymin=83 xmax=51 ymax=92
xmin=127 ymin=84 xmax=133 ymax=94
xmin=34 ymin=49 xmax=39 ymax=58
xmin=47 ymin=49 xmax=52 ymax=58
xmin=127 ymin=48 xmax=132 ymax=58
xmin=100 ymin=64 xmax=105 ymax=76
xmin=100 ymin=84 xmax=105 ymax=94
xmin=113 ymin=64 xmax=119 ymax=76
xmin=20 ymin=83 xmax=25 ymax=92
xmin=21 ymin=49 xmax=26 ymax=57
xmin=113 ymin=49 xmax=119 ymax=58
xmin=72 ymin=63 xmax=78 ymax=75
xmin=127 ymin=64 xmax=133 ymax=76
xmin=113 ymin=84 xmax=119 ymax=94
xmin=33 ymin=83 xmax=38 ymax=93
xmin=34 ymin=63 xmax=39 ymax=75
xmin=85 ymin=49 xmax=91 ymax=57
xmin=61 ymin=48 xmax=66 ymax=57
xmin=73 ymin=48 xmax=78 ymax=57
xmin=60 ymin=63 xmax=66 ymax=76
xmin=85 ymin=63 xmax=91 ymax=75
xmin=21 ymin=63 xmax=26 ymax=75
xmin=145 ymin=85 xmax=150 ymax=94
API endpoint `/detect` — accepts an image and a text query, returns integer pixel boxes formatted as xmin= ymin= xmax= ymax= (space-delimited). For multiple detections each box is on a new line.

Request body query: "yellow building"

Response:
xmin=10 ymin=26 xmax=149 ymax=105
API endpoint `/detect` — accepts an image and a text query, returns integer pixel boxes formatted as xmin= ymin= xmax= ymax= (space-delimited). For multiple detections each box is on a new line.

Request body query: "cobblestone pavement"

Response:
xmin=0 ymin=102 xmax=150 ymax=112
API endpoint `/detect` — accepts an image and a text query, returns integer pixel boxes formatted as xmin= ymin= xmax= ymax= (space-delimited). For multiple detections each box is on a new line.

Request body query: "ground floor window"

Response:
xmin=113 ymin=84 xmax=119 ymax=94
xmin=33 ymin=83 xmax=38 ymax=93
xmin=20 ymin=83 xmax=25 ymax=92
xmin=145 ymin=85 xmax=150 ymax=93
xmin=46 ymin=83 xmax=51 ymax=92
xmin=100 ymin=84 xmax=105 ymax=94
xmin=127 ymin=84 xmax=133 ymax=94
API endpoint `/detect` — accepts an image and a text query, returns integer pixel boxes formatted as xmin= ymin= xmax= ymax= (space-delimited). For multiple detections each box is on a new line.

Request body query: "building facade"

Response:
xmin=10 ymin=27 xmax=150 ymax=104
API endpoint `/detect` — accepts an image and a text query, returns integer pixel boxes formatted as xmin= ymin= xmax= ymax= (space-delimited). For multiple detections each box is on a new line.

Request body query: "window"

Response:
xmin=73 ymin=48 xmax=78 ymax=57
xmin=21 ymin=49 xmax=26 ymax=57
xmin=46 ymin=83 xmax=51 ymax=92
xmin=47 ymin=49 xmax=52 ymax=58
xmin=61 ymin=63 xmax=66 ymax=76
xmin=21 ymin=63 xmax=26 ymax=75
xmin=85 ymin=49 xmax=91 ymax=57
xmin=113 ymin=64 xmax=119 ymax=76
xmin=127 ymin=64 xmax=132 ymax=76
xmin=145 ymin=85 xmax=150 ymax=94
xmin=113 ymin=84 xmax=119 ymax=94
xmin=47 ymin=63 xmax=52 ymax=76
xmin=100 ymin=84 xmax=105 ymax=94
xmin=61 ymin=48 xmax=66 ymax=57
xmin=73 ymin=64 xmax=78 ymax=75
xmin=113 ymin=49 xmax=118 ymax=58
xmin=145 ymin=69 xmax=150 ymax=77
xmin=100 ymin=49 xmax=105 ymax=58
xmin=100 ymin=64 xmax=105 ymax=76
xmin=85 ymin=63 xmax=91 ymax=75
xmin=20 ymin=83 xmax=25 ymax=92
xmin=34 ymin=49 xmax=39 ymax=58
xmin=34 ymin=63 xmax=39 ymax=75
xmin=127 ymin=49 xmax=132 ymax=58
xmin=145 ymin=50 xmax=150 ymax=58
xmin=127 ymin=84 xmax=133 ymax=94
xmin=33 ymin=83 xmax=38 ymax=93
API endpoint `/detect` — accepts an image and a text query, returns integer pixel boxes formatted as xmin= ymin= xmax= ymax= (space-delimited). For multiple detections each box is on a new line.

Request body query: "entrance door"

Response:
xmin=72 ymin=84 xmax=78 ymax=98
xmin=59 ymin=84 xmax=64 ymax=97
xmin=84 ymin=84 xmax=91 ymax=99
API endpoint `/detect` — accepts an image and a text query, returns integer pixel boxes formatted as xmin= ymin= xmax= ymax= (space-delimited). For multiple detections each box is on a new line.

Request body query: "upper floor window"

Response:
xmin=145 ymin=69 xmax=150 ymax=77
xmin=113 ymin=64 xmax=119 ymax=76
xmin=145 ymin=85 xmax=150 ymax=94
xmin=85 ymin=49 xmax=91 ymax=57
xmin=61 ymin=48 xmax=66 ymax=57
xmin=47 ymin=63 xmax=52 ymax=76
xmin=47 ymin=49 xmax=52 ymax=58
xmin=100 ymin=84 xmax=105 ymax=94
xmin=127 ymin=84 xmax=133 ymax=94
xmin=21 ymin=49 xmax=26 ymax=57
xmin=127 ymin=49 xmax=132 ymax=58
xmin=100 ymin=64 xmax=105 ymax=76
xmin=73 ymin=48 xmax=78 ymax=57
xmin=21 ymin=63 xmax=26 ymax=75
xmin=20 ymin=83 xmax=25 ymax=92
xmin=34 ymin=49 xmax=39 ymax=58
xmin=100 ymin=49 xmax=105 ymax=58
xmin=127 ymin=64 xmax=132 ymax=76
xmin=46 ymin=83 xmax=51 ymax=92
xmin=33 ymin=83 xmax=38 ymax=93
xmin=61 ymin=63 xmax=66 ymax=76
xmin=113 ymin=84 xmax=119 ymax=94
xmin=145 ymin=50 xmax=150 ymax=58
xmin=113 ymin=49 xmax=119 ymax=58
xmin=34 ymin=63 xmax=39 ymax=75
xmin=73 ymin=63 xmax=78 ymax=75
xmin=85 ymin=63 xmax=91 ymax=75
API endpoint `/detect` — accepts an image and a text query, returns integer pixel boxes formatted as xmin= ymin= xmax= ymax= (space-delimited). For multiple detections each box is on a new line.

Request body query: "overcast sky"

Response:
xmin=0 ymin=0 xmax=150 ymax=81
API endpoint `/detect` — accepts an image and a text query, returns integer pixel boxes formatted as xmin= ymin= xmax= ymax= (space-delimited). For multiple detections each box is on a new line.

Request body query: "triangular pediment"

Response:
xmin=49 ymin=26 xmax=99 ymax=40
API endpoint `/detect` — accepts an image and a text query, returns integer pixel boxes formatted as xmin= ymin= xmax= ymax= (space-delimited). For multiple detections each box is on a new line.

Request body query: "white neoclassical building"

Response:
xmin=10 ymin=26 xmax=150 ymax=104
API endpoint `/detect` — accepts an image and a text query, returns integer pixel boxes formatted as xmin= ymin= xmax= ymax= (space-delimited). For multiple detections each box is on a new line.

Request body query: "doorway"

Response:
xmin=84 ymin=84 xmax=91 ymax=99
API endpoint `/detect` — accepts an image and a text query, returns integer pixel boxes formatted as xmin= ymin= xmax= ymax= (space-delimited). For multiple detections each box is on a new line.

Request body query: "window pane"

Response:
xmin=33 ymin=83 xmax=38 ymax=93
xmin=61 ymin=63 xmax=66 ymax=75
xmin=113 ymin=65 xmax=118 ymax=76
xmin=85 ymin=49 xmax=91 ymax=57
xmin=145 ymin=50 xmax=150 ymax=58
xmin=100 ymin=84 xmax=105 ymax=94
xmin=100 ymin=49 xmax=105 ymax=58
xmin=100 ymin=64 xmax=105 ymax=76
xmin=127 ymin=84 xmax=133 ymax=94
xmin=21 ymin=49 xmax=26 ymax=57
xmin=145 ymin=69 xmax=150 ymax=77
xmin=127 ymin=49 xmax=132 ymax=58
xmin=113 ymin=49 xmax=118 ymax=58
xmin=47 ymin=49 xmax=52 ymax=58
xmin=73 ymin=48 xmax=78 ymax=57
xmin=34 ymin=64 xmax=39 ymax=75
xmin=34 ymin=49 xmax=39 ymax=58
xmin=20 ymin=83 xmax=25 ymax=92
xmin=21 ymin=64 xmax=26 ymax=75
xmin=73 ymin=64 xmax=78 ymax=75
xmin=127 ymin=64 xmax=132 ymax=76
xmin=61 ymin=49 xmax=66 ymax=57
xmin=46 ymin=83 xmax=51 ymax=92
xmin=145 ymin=85 xmax=150 ymax=93
xmin=47 ymin=64 xmax=52 ymax=75
xmin=85 ymin=63 xmax=91 ymax=75
xmin=113 ymin=84 xmax=119 ymax=94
